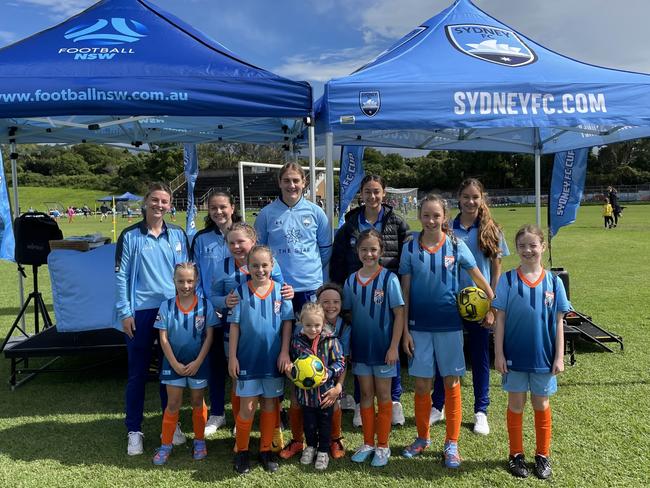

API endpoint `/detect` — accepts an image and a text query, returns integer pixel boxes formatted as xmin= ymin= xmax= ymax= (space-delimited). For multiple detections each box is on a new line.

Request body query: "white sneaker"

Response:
xmin=315 ymin=451 xmax=330 ymax=470
xmin=391 ymin=401 xmax=405 ymax=426
xmin=300 ymin=446 xmax=316 ymax=465
xmin=353 ymin=404 xmax=362 ymax=428
xmin=340 ymin=393 xmax=356 ymax=411
xmin=429 ymin=406 xmax=445 ymax=426
xmin=473 ymin=412 xmax=490 ymax=435
xmin=173 ymin=423 xmax=187 ymax=445
xmin=204 ymin=414 xmax=226 ymax=437
xmin=127 ymin=431 xmax=144 ymax=456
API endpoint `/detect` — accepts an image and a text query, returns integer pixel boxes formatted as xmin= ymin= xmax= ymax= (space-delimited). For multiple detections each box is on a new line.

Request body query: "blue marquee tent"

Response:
xmin=316 ymin=0 xmax=650 ymax=224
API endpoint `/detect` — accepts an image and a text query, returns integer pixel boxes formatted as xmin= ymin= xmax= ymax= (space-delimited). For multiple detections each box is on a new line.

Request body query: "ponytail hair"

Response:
xmin=457 ymin=178 xmax=502 ymax=259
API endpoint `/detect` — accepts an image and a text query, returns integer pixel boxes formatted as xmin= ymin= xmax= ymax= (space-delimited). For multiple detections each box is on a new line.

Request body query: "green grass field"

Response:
xmin=0 ymin=199 xmax=649 ymax=487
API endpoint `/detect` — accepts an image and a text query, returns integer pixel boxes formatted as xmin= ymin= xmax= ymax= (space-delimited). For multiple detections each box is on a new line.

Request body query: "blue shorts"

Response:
xmin=162 ymin=376 xmax=209 ymax=389
xmin=353 ymin=362 xmax=396 ymax=378
xmin=236 ymin=377 xmax=285 ymax=398
xmin=502 ymin=371 xmax=557 ymax=397
xmin=408 ymin=329 xmax=465 ymax=378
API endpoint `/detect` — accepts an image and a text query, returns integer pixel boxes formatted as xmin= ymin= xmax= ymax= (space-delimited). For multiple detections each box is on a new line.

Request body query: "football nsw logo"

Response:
xmin=359 ymin=91 xmax=381 ymax=117
xmin=445 ymin=24 xmax=536 ymax=67
xmin=65 ymin=18 xmax=148 ymax=45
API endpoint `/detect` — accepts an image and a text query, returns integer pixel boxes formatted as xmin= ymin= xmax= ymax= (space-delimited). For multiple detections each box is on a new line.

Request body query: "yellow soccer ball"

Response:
xmin=457 ymin=286 xmax=490 ymax=322
xmin=290 ymin=354 xmax=326 ymax=389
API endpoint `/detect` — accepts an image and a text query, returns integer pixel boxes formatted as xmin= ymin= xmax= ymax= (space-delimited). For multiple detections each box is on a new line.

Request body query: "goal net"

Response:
xmin=385 ymin=187 xmax=418 ymax=219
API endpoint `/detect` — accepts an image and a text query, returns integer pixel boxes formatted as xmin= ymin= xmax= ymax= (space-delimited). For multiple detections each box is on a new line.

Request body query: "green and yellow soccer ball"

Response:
xmin=457 ymin=286 xmax=490 ymax=322
xmin=291 ymin=354 xmax=326 ymax=389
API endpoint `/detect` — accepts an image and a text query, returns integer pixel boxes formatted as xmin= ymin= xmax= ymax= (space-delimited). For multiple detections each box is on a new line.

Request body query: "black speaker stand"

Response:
xmin=1 ymin=264 xmax=53 ymax=352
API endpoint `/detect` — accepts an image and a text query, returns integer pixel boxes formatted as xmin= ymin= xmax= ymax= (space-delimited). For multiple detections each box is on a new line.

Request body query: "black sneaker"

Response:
xmin=234 ymin=451 xmax=251 ymax=475
xmin=259 ymin=451 xmax=279 ymax=473
xmin=534 ymin=454 xmax=552 ymax=479
xmin=508 ymin=454 xmax=529 ymax=478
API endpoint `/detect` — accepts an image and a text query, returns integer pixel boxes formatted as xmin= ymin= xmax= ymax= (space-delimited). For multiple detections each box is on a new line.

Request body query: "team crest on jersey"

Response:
xmin=359 ymin=91 xmax=381 ymax=117
xmin=275 ymin=219 xmax=283 ymax=226
xmin=444 ymin=255 xmax=455 ymax=269
xmin=175 ymin=241 xmax=182 ymax=254
xmin=373 ymin=289 xmax=385 ymax=305
xmin=195 ymin=315 xmax=205 ymax=331
xmin=274 ymin=300 xmax=282 ymax=315
xmin=544 ymin=291 xmax=555 ymax=307
xmin=445 ymin=24 xmax=537 ymax=67
xmin=302 ymin=216 xmax=312 ymax=227
xmin=155 ymin=313 xmax=162 ymax=323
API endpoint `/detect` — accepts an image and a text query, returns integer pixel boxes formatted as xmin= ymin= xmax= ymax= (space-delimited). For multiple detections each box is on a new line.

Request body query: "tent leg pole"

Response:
xmin=308 ymin=125 xmax=317 ymax=204
xmin=238 ymin=161 xmax=246 ymax=223
xmin=534 ymin=129 xmax=542 ymax=227
xmin=325 ymin=132 xmax=334 ymax=235
xmin=10 ymin=142 xmax=26 ymax=332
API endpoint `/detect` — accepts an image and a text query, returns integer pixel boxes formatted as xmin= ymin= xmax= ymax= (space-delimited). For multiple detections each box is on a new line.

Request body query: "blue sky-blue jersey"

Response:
xmin=399 ymin=233 xmax=477 ymax=332
xmin=358 ymin=207 xmax=384 ymax=232
xmin=192 ymin=226 xmax=229 ymax=299
xmin=451 ymin=215 xmax=509 ymax=290
xmin=493 ymin=269 xmax=571 ymax=373
xmin=154 ymin=295 xmax=218 ymax=379
xmin=328 ymin=316 xmax=351 ymax=357
xmin=254 ymin=197 xmax=332 ymax=292
xmin=228 ymin=280 xmax=294 ymax=380
xmin=343 ymin=267 xmax=404 ymax=365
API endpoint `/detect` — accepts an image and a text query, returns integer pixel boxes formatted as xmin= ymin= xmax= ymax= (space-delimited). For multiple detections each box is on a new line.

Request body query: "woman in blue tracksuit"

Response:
xmin=115 ymin=182 xmax=190 ymax=456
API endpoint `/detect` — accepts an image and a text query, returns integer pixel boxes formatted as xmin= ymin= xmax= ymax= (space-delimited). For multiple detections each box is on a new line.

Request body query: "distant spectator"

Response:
xmin=82 ymin=205 xmax=90 ymax=218
xmin=67 ymin=206 xmax=75 ymax=223
xmin=607 ymin=186 xmax=621 ymax=227
xmin=602 ymin=198 xmax=613 ymax=229
xmin=100 ymin=204 xmax=110 ymax=222
xmin=170 ymin=205 xmax=177 ymax=222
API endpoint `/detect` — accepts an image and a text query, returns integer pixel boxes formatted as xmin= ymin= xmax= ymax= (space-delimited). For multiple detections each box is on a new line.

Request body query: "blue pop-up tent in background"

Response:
xmin=316 ymin=0 xmax=650 ymax=228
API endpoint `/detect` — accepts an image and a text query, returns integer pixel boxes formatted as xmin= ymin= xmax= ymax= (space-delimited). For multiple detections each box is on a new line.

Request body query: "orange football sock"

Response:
xmin=161 ymin=409 xmax=179 ymax=445
xmin=192 ymin=405 xmax=208 ymax=441
xmin=231 ymin=390 xmax=240 ymax=420
xmin=235 ymin=415 xmax=253 ymax=452
xmin=331 ymin=407 xmax=342 ymax=439
xmin=444 ymin=383 xmax=462 ymax=443
xmin=360 ymin=405 xmax=376 ymax=446
xmin=507 ymin=408 xmax=524 ymax=456
xmin=289 ymin=405 xmax=304 ymax=443
xmin=415 ymin=393 xmax=432 ymax=440
xmin=534 ymin=407 xmax=552 ymax=457
xmin=376 ymin=401 xmax=392 ymax=448
xmin=259 ymin=410 xmax=276 ymax=452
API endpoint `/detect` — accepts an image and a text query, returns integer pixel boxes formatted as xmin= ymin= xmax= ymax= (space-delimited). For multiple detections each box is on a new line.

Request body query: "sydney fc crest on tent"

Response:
xmin=445 ymin=24 xmax=536 ymax=67
xmin=359 ymin=91 xmax=380 ymax=117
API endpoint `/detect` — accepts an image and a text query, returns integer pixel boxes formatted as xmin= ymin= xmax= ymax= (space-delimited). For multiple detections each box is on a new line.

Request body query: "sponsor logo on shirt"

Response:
xmin=373 ymin=289 xmax=384 ymax=305
xmin=285 ymin=228 xmax=303 ymax=245
xmin=444 ymin=255 xmax=455 ymax=269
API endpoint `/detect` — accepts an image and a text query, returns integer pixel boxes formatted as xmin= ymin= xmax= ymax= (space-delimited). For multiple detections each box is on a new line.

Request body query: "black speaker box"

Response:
xmin=14 ymin=212 xmax=63 ymax=265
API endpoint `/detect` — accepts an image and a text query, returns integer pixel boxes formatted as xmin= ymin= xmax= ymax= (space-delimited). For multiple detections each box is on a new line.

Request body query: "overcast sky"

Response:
xmin=1 ymin=0 xmax=648 ymax=96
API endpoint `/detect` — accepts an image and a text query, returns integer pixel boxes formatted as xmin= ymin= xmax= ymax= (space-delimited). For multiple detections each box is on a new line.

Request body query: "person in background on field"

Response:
xmin=602 ymin=197 xmax=613 ymax=229
xmin=152 ymin=262 xmax=217 ymax=465
xmin=330 ymin=174 xmax=409 ymax=429
xmin=607 ymin=186 xmax=621 ymax=227
xmin=170 ymin=205 xmax=177 ymax=222
xmin=493 ymin=225 xmax=570 ymax=480
xmin=100 ymin=204 xmax=109 ymax=222
xmin=67 ymin=206 xmax=75 ymax=223
xmin=115 ymin=182 xmax=190 ymax=456
xmin=82 ymin=204 xmax=90 ymax=218
xmin=429 ymin=178 xmax=508 ymax=435
xmin=254 ymin=162 xmax=332 ymax=461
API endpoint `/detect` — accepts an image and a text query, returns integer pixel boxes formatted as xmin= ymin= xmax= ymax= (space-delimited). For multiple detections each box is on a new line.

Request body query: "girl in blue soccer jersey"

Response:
xmin=228 ymin=245 xmax=294 ymax=475
xmin=254 ymin=162 xmax=332 ymax=460
xmin=115 ymin=182 xmax=190 ymax=456
xmin=430 ymin=178 xmax=509 ymax=434
xmin=343 ymin=229 xmax=405 ymax=468
xmin=493 ymin=225 xmax=570 ymax=480
xmin=400 ymin=194 xmax=493 ymax=468
xmin=191 ymin=190 xmax=240 ymax=436
xmin=152 ymin=262 xmax=217 ymax=465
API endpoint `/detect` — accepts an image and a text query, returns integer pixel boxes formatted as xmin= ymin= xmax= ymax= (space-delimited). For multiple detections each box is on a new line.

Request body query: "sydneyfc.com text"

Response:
xmin=454 ymin=91 xmax=607 ymax=115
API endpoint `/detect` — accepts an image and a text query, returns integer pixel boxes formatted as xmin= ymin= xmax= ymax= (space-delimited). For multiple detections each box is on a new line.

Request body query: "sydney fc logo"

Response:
xmin=64 ymin=18 xmax=148 ymax=46
xmin=445 ymin=24 xmax=536 ymax=67
xmin=359 ymin=91 xmax=381 ymax=117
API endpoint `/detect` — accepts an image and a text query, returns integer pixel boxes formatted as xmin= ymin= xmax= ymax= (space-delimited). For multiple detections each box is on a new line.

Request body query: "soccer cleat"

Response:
xmin=233 ymin=450 xmax=251 ymax=475
xmin=271 ymin=427 xmax=285 ymax=453
xmin=279 ymin=439 xmax=304 ymax=459
xmin=152 ymin=444 xmax=172 ymax=465
xmin=391 ymin=401 xmax=405 ymax=426
xmin=534 ymin=454 xmax=552 ymax=479
xmin=300 ymin=446 xmax=316 ymax=465
xmin=353 ymin=404 xmax=362 ymax=428
xmin=429 ymin=406 xmax=445 ymax=426
xmin=192 ymin=439 xmax=207 ymax=461
xmin=508 ymin=453 xmax=529 ymax=478
xmin=172 ymin=423 xmax=187 ymax=446
xmin=127 ymin=431 xmax=144 ymax=456
xmin=473 ymin=412 xmax=490 ymax=435
xmin=259 ymin=451 xmax=279 ymax=473
xmin=351 ymin=444 xmax=375 ymax=463
xmin=330 ymin=437 xmax=345 ymax=459
xmin=371 ymin=446 xmax=391 ymax=467
xmin=204 ymin=415 xmax=226 ymax=436
xmin=443 ymin=440 xmax=462 ymax=469
xmin=340 ymin=394 xmax=356 ymax=411
xmin=315 ymin=452 xmax=330 ymax=471
xmin=402 ymin=437 xmax=431 ymax=459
